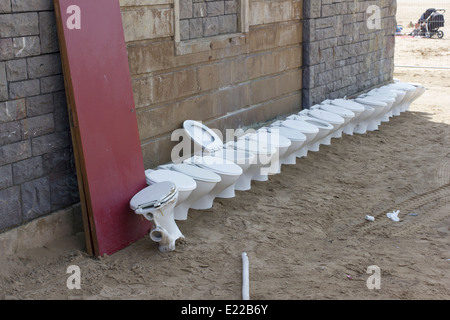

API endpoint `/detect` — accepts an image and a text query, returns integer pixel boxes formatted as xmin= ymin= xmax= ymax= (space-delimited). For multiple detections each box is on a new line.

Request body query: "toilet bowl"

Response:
xmin=353 ymin=97 xmax=387 ymax=132
xmin=215 ymin=148 xmax=256 ymax=191
xmin=350 ymin=102 xmax=375 ymax=134
xmin=182 ymin=120 xmax=255 ymax=192
xmin=285 ymin=115 xmax=334 ymax=152
xmin=130 ymin=181 xmax=180 ymax=252
xmin=145 ymin=168 xmax=197 ymax=221
xmin=398 ymin=81 xmax=426 ymax=104
xmin=263 ymin=126 xmax=307 ymax=165
xmin=299 ymin=108 xmax=345 ymax=144
xmin=359 ymin=92 xmax=395 ymax=123
xmin=368 ymin=88 xmax=406 ymax=117
xmin=324 ymin=99 xmax=365 ymax=135
xmin=313 ymin=103 xmax=355 ymax=137
xmin=184 ymin=155 xmax=243 ymax=201
xmin=159 ymin=163 xmax=221 ymax=212
xmin=270 ymin=119 xmax=319 ymax=158
xmin=225 ymin=138 xmax=277 ymax=182
xmin=248 ymin=129 xmax=292 ymax=174
xmin=384 ymin=82 xmax=417 ymax=112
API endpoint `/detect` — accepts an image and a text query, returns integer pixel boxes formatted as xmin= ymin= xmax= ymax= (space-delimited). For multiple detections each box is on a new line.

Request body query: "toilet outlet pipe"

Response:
xmin=242 ymin=252 xmax=250 ymax=300
xmin=150 ymin=225 xmax=180 ymax=253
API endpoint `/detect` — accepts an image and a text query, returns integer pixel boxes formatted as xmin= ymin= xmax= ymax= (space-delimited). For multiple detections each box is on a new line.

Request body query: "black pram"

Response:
xmin=411 ymin=8 xmax=445 ymax=38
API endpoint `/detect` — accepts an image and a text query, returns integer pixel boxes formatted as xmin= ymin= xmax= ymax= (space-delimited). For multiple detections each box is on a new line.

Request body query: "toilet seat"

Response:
xmin=250 ymin=130 xmax=292 ymax=148
xmin=281 ymin=119 xmax=321 ymax=134
xmin=328 ymin=99 xmax=365 ymax=113
xmin=214 ymin=148 xmax=256 ymax=166
xmin=183 ymin=120 xmax=223 ymax=153
xmin=170 ymin=163 xmax=221 ymax=183
xmin=355 ymin=97 xmax=387 ymax=108
xmin=185 ymin=155 xmax=243 ymax=176
xmin=229 ymin=138 xmax=277 ymax=156
xmin=318 ymin=104 xmax=355 ymax=119
xmin=308 ymin=109 xmax=345 ymax=125
xmin=130 ymin=181 xmax=177 ymax=213
xmin=268 ymin=126 xmax=307 ymax=142
xmin=145 ymin=169 xmax=197 ymax=192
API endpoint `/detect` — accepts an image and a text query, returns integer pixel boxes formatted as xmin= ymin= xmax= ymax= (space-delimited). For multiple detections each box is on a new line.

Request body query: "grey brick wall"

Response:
xmin=179 ymin=0 xmax=239 ymax=40
xmin=0 ymin=0 xmax=79 ymax=233
xmin=302 ymin=0 xmax=397 ymax=107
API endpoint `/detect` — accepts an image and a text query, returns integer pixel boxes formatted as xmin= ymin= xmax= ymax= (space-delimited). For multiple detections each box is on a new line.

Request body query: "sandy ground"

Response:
xmin=1 ymin=2 xmax=449 ymax=300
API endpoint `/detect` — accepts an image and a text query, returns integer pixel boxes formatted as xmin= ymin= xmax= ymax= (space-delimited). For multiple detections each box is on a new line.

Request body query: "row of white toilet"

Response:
xmin=130 ymin=80 xmax=426 ymax=252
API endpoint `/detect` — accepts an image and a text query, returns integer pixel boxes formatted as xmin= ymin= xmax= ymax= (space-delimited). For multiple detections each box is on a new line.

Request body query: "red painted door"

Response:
xmin=54 ymin=0 xmax=151 ymax=256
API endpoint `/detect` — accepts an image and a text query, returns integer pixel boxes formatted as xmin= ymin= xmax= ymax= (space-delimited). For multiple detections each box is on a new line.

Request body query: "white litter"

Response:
xmin=242 ymin=252 xmax=250 ymax=300
xmin=365 ymin=215 xmax=375 ymax=221
xmin=387 ymin=210 xmax=400 ymax=222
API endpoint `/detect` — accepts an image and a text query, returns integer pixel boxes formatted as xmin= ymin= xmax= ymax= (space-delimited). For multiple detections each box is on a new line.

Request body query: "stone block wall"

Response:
xmin=179 ymin=0 xmax=239 ymax=40
xmin=302 ymin=0 xmax=397 ymax=107
xmin=0 ymin=0 xmax=79 ymax=233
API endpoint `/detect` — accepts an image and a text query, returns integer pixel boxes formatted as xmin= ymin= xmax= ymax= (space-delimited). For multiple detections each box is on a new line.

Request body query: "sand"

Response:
xmin=1 ymin=2 xmax=449 ymax=300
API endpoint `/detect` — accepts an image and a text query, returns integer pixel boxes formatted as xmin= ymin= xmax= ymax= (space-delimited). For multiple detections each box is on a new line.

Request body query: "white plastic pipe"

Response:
xmin=395 ymin=65 xmax=450 ymax=69
xmin=242 ymin=252 xmax=250 ymax=300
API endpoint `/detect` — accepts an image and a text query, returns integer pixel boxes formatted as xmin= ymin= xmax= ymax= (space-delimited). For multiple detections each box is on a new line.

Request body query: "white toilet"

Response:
xmin=182 ymin=120 xmax=255 ymax=192
xmin=130 ymin=181 xmax=181 ymax=252
xmin=159 ymin=163 xmax=222 ymax=212
xmin=353 ymin=97 xmax=388 ymax=132
xmin=225 ymin=138 xmax=277 ymax=183
xmin=184 ymin=155 xmax=243 ymax=201
xmin=367 ymin=87 xmax=406 ymax=118
xmin=313 ymin=103 xmax=355 ymax=137
xmin=270 ymin=119 xmax=319 ymax=158
xmin=299 ymin=108 xmax=345 ymax=145
xmin=358 ymin=92 xmax=395 ymax=123
xmin=325 ymin=99 xmax=366 ymax=135
xmin=384 ymin=82 xmax=417 ymax=113
xmin=263 ymin=126 xmax=307 ymax=165
xmin=145 ymin=168 xmax=197 ymax=221
xmin=248 ymin=129 xmax=292 ymax=174
xmin=285 ymin=115 xmax=334 ymax=152
xmin=398 ymin=81 xmax=426 ymax=104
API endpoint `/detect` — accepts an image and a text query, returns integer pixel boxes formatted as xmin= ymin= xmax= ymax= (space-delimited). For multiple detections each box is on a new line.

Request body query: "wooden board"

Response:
xmin=54 ymin=0 xmax=151 ymax=256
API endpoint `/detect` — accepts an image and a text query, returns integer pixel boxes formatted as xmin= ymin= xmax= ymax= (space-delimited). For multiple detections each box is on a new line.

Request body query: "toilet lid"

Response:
xmin=129 ymin=181 xmax=177 ymax=211
xmin=183 ymin=120 xmax=223 ymax=152
xmin=230 ymin=138 xmax=277 ymax=155
xmin=329 ymin=99 xmax=365 ymax=112
xmin=185 ymin=156 xmax=243 ymax=176
xmin=373 ymin=88 xmax=405 ymax=98
xmin=215 ymin=148 xmax=256 ymax=163
xmin=367 ymin=88 xmax=398 ymax=97
xmin=282 ymin=119 xmax=320 ymax=134
xmin=355 ymin=97 xmax=387 ymax=107
xmin=386 ymin=83 xmax=416 ymax=91
xmin=269 ymin=126 xmax=306 ymax=142
xmin=250 ymin=131 xmax=292 ymax=148
xmin=145 ymin=169 xmax=197 ymax=192
xmin=171 ymin=163 xmax=221 ymax=183
xmin=319 ymin=104 xmax=355 ymax=118
xmin=309 ymin=109 xmax=345 ymax=125
xmin=365 ymin=93 xmax=395 ymax=103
